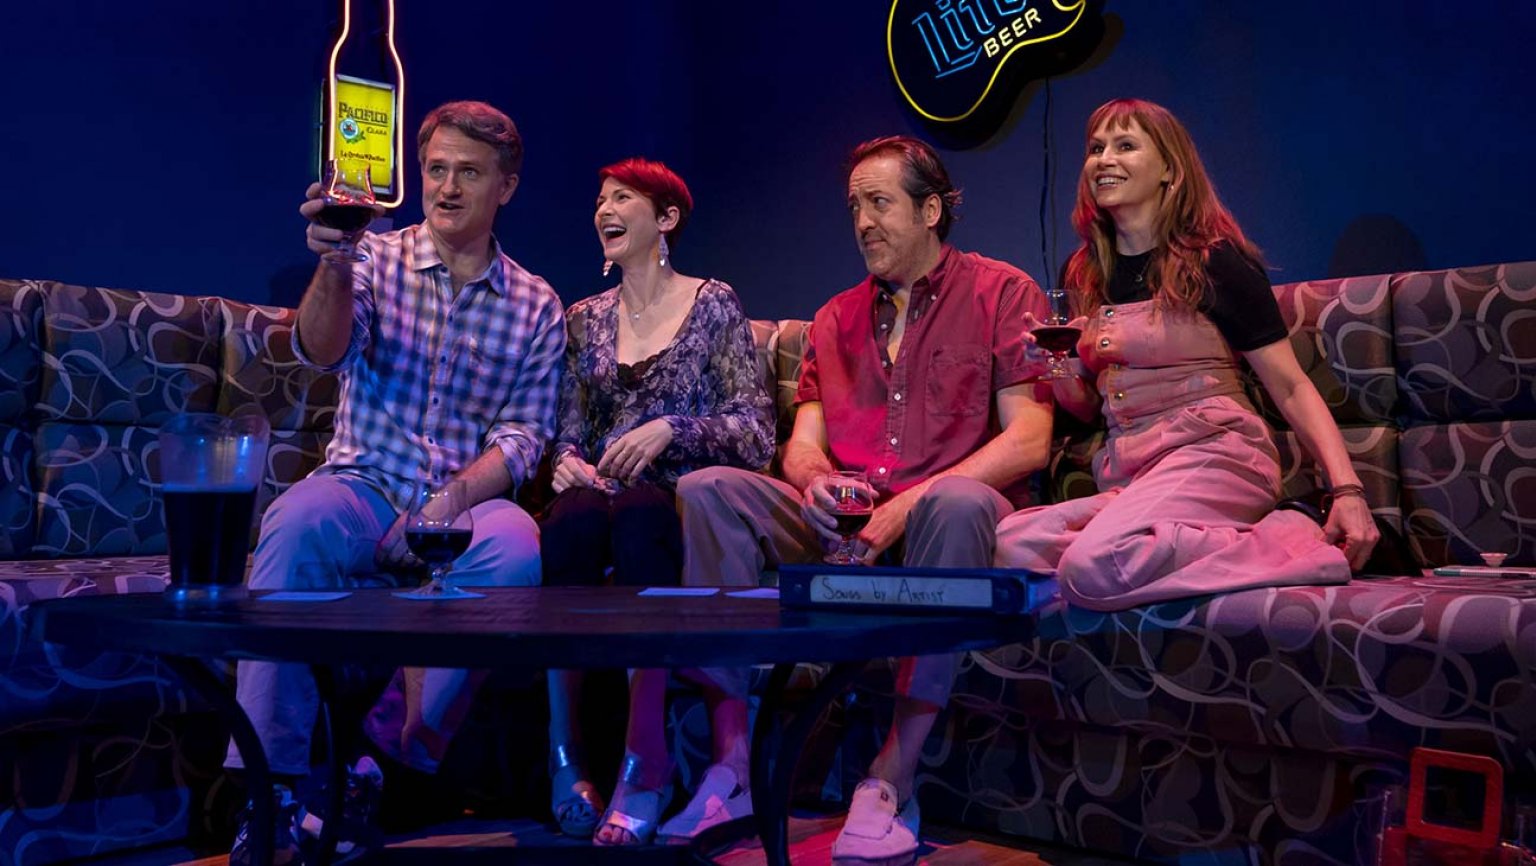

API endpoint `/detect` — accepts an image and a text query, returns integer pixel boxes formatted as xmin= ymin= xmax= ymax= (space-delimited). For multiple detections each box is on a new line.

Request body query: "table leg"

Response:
xmin=748 ymin=661 xmax=867 ymax=866
xmin=162 ymin=656 xmax=276 ymax=866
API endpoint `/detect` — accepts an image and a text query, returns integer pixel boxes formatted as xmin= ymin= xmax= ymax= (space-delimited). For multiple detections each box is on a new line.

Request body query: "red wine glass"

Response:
xmin=394 ymin=481 xmax=483 ymax=600
xmin=825 ymin=470 xmax=875 ymax=565
xmin=318 ymin=158 xmax=376 ymax=264
xmin=1032 ymin=288 xmax=1080 ymax=380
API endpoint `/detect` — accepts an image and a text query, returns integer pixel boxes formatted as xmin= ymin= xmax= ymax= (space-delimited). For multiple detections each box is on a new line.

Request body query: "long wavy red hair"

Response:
xmin=1063 ymin=99 xmax=1261 ymax=314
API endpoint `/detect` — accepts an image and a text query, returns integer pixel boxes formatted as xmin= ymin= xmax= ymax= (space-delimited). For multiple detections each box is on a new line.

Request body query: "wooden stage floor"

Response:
xmin=98 ymin=814 xmax=1134 ymax=866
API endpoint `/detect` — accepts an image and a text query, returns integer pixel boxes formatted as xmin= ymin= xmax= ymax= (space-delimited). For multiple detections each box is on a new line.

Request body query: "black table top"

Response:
xmin=27 ymin=587 xmax=1037 ymax=669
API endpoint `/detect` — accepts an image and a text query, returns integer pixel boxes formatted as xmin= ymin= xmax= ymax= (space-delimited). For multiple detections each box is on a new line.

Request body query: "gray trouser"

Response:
xmin=224 ymin=474 xmax=539 ymax=777
xmin=676 ymin=468 xmax=1011 ymax=706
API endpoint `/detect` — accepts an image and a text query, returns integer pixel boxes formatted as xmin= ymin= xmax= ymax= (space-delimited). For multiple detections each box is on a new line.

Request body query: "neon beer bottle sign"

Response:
xmin=888 ymin=0 xmax=1096 ymax=125
xmin=325 ymin=0 xmax=405 ymax=206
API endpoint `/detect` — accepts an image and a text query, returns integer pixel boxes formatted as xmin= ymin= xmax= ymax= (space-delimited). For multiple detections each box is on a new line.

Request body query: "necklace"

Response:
xmin=621 ymin=286 xmax=657 ymax=322
xmin=1132 ymin=255 xmax=1153 ymax=286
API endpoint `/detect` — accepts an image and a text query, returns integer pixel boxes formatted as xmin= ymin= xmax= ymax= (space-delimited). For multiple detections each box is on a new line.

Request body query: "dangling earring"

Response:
xmin=602 ymin=259 xmax=613 ymax=278
xmin=657 ymin=235 xmax=670 ymax=270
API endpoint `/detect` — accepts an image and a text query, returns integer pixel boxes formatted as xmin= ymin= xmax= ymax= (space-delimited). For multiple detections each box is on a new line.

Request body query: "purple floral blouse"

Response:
xmin=553 ymin=279 xmax=774 ymax=489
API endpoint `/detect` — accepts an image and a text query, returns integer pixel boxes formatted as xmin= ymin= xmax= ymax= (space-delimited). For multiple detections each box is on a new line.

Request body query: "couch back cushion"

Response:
xmin=29 ymin=284 xmax=222 ymax=556
xmin=37 ymin=284 xmax=222 ymax=425
xmin=1392 ymin=262 xmax=1536 ymax=566
xmin=215 ymin=300 xmax=336 ymax=531
xmin=0 ymin=281 xmax=44 ymax=557
xmin=15 ymin=285 xmax=335 ymax=558
xmin=1252 ymin=273 xmax=1406 ymax=535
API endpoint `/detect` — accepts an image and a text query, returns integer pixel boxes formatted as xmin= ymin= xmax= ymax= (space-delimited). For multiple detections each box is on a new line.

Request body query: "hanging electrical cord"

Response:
xmin=1038 ymin=77 xmax=1054 ymax=291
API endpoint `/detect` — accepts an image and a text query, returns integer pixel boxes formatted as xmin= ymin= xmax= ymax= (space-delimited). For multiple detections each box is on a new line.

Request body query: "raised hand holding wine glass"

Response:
xmin=316 ymin=157 xmax=377 ymax=264
xmin=1030 ymin=287 xmax=1081 ymax=380
xmin=394 ymin=480 xmax=484 ymax=600
xmin=825 ymin=470 xmax=876 ymax=565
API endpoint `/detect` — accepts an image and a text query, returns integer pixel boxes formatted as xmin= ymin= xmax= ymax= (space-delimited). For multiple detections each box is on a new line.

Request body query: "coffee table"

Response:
xmin=27 ymin=586 xmax=1039 ymax=865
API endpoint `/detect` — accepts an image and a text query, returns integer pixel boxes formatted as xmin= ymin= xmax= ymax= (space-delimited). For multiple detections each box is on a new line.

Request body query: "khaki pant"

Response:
xmin=677 ymin=468 xmax=1011 ymax=707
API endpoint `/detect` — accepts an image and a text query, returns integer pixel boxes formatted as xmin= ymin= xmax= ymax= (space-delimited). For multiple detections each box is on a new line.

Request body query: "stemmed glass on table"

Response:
xmin=825 ymin=470 xmax=875 ymax=565
xmin=316 ymin=158 xmax=376 ymax=264
xmin=1031 ymin=287 xmax=1081 ymax=380
xmin=394 ymin=481 xmax=483 ymax=600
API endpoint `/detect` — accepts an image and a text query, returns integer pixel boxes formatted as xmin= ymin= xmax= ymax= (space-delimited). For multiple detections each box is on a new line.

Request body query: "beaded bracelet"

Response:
xmin=1328 ymin=483 xmax=1366 ymax=499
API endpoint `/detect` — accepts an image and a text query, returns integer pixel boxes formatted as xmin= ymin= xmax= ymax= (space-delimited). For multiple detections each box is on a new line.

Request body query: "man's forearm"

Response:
xmin=781 ymin=439 xmax=835 ymax=492
xmin=452 ymin=449 xmax=515 ymax=507
xmin=295 ymin=262 xmax=355 ymax=368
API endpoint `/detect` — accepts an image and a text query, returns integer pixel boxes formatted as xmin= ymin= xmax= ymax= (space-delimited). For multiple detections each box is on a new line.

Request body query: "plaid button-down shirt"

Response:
xmin=295 ymin=223 xmax=566 ymax=510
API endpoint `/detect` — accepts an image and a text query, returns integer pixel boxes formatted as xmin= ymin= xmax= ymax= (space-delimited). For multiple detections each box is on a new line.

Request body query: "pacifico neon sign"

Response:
xmin=326 ymin=0 xmax=406 ymax=206
xmin=887 ymin=0 xmax=1093 ymax=125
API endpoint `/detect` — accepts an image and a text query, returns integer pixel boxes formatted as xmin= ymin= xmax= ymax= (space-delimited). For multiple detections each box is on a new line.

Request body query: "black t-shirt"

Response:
xmin=1092 ymin=242 xmax=1288 ymax=352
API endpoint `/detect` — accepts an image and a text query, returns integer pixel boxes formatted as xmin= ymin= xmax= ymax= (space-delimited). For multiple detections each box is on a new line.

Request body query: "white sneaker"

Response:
xmin=831 ymin=777 xmax=921 ymax=864
xmin=656 ymin=763 xmax=754 ymax=845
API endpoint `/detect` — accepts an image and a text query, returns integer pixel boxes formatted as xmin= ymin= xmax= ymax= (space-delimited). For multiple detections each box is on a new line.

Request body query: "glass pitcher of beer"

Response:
xmin=158 ymin=412 xmax=270 ymax=604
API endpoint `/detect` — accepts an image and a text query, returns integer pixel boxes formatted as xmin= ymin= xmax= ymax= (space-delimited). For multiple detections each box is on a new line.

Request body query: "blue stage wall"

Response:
xmin=1 ymin=1 xmax=1531 ymax=318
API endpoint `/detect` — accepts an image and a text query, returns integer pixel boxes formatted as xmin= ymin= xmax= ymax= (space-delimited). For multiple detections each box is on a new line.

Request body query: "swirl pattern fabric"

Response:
xmin=36 ymin=283 xmax=220 ymax=424
xmin=0 ymin=556 xmax=228 ymax=866
xmin=1394 ymin=263 xmax=1536 ymax=424
xmin=0 ymin=281 xmax=44 ymax=557
xmin=215 ymin=298 xmax=339 ymax=433
xmin=926 ymin=576 xmax=1536 ymax=862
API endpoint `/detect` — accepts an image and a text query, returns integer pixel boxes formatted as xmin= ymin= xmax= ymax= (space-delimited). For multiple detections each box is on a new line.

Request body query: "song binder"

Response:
xmin=778 ymin=565 xmax=1058 ymax=616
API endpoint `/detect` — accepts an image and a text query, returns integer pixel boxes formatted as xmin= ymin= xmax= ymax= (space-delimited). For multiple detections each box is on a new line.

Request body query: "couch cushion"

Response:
xmin=0 ymin=427 xmax=35 ymax=559
xmin=1273 ymin=424 xmax=1405 ymax=531
xmin=935 ymin=575 xmax=1536 ymax=862
xmin=921 ymin=718 xmax=1385 ymax=864
xmin=747 ymin=318 xmax=779 ymax=423
xmin=0 ymin=279 xmax=44 ymax=424
xmin=772 ymin=319 xmax=810 ymax=443
xmin=1254 ymin=273 xmax=1401 ymax=427
xmin=0 ymin=556 xmax=174 ymax=724
xmin=37 ymin=283 xmax=220 ymax=424
xmin=1399 ymin=420 xmax=1536 ymax=566
xmin=951 ymin=576 xmax=1536 ymax=767
xmin=216 ymin=298 xmax=339 ymax=432
xmin=0 ymin=282 xmax=43 ymax=556
xmin=1393 ymin=262 xmax=1536 ymax=425
xmin=0 ymin=556 xmax=225 ymax=866
xmin=31 ymin=423 xmax=165 ymax=557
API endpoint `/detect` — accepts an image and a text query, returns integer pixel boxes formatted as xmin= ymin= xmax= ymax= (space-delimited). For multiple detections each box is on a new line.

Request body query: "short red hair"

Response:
xmin=598 ymin=158 xmax=694 ymax=246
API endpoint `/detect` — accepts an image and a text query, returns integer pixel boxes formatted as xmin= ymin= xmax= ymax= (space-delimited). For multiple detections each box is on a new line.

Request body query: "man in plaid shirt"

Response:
xmin=227 ymin=101 xmax=564 ymax=863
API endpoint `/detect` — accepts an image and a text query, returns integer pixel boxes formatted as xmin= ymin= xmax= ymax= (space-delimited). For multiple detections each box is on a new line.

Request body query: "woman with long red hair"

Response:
xmin=996 ymin=98 xmax=1378 ymax=607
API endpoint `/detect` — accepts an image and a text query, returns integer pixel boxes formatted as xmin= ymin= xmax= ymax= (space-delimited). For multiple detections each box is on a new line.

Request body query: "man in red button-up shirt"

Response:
xmin=670 ymin=136 xmax=1054 ymax=859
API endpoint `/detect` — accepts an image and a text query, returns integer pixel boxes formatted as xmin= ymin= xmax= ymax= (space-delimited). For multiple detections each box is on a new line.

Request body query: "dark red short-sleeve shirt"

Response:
xmin=797 ymin=245 xmax=1047 ymax=505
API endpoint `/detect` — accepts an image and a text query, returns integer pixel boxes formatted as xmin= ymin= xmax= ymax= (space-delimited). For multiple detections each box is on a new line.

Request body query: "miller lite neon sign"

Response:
xmin=888 ymin=0 xmax=1103 ymax=127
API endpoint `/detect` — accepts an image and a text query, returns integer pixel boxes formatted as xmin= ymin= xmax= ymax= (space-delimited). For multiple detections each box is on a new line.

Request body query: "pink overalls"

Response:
xmin=995 ymin=300 xmax=1351 ymax=610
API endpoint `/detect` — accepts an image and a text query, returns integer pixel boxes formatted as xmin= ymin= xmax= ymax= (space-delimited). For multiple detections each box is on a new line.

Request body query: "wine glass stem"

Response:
xmin=429 ymin=565 xmax=448 ymax=593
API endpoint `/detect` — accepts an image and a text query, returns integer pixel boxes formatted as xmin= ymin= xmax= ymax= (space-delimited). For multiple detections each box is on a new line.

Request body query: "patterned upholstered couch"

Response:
xmin=0 ymin=280 xmax=338 ymax=864
xmin=2 ymin=262 xmax=1533 ymax=864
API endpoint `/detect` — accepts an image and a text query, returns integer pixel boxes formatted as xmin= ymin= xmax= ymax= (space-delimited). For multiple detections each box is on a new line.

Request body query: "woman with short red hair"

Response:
xmin=539 ymin=158 xmax=773 ymax=845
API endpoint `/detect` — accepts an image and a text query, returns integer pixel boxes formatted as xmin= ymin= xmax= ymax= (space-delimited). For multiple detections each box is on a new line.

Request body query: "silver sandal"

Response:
xmin=549 ymin=743 xmax=604 ymax=838
xmin=593 ymin=753 xmax=673 ymax=847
